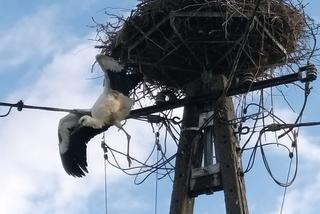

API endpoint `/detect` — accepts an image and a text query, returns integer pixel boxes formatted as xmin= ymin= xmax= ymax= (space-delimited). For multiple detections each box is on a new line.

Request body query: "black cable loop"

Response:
xmin=243 ymin=125 xmax=299 ymax=187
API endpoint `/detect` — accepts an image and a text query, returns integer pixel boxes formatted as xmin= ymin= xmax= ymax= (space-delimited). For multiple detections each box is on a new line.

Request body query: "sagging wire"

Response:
xmin=134 ymin=115 xmax=178 ymax=184
xmin=278 ymin=80 xmax=311 ymax=139
xmin=99 ymin=113 xmax=179 ymax=185
xmin=104 ymin=143 xmax=175 ymax=182
xmin=236 ymin=91 xmax=299 ymax=187
xmin=280 ymin=131 xmax=297 ymax=214
xmin=240 ymin=105 xmax=282 ymax=154
xmin=260 ymin=128 xmax=298 ymax=187
xmin=241 ymin=97 xmax=269 ymax=153
xmin=237 ymin=86 xmax=320 ymax=188
xmin=242 ymin=124 xmax=298 ymax=187
xmin=240 ymin=99 xmax=300 ymax=151
xmin=134 ymin=130 xmax=164 ymax=185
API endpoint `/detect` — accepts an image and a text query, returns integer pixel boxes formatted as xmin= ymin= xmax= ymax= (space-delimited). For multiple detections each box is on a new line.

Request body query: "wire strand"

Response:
xmin=101 ymin=132 xmax=108 ymax=214
xmin=279 ymin=155 xmax=294 ymax=214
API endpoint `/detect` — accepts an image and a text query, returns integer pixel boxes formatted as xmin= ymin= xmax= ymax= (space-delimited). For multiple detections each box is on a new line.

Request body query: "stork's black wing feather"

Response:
xmin=108 ymin=71 xmax=143 ymax=96
xmin=62 ymin=126 xmax=110 ymax=177
xmin=58 ymin=112 xmax=110 ymax=177
xmin=58 ymin=61 xmax=143 ymax=177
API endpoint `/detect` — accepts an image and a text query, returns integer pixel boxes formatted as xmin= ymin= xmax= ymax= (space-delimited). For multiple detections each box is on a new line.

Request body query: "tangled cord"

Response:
xmin=243 ymin=125 xmax=298 ymax=187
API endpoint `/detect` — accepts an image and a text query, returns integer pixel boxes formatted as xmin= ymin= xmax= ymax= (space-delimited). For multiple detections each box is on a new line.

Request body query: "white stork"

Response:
xmin=58 ymin=54 xmax=143 ymax=177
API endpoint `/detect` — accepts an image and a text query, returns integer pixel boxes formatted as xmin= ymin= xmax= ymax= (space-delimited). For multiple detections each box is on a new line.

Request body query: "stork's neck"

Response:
xmin=103 ymin=71 xmax=110 ymax=94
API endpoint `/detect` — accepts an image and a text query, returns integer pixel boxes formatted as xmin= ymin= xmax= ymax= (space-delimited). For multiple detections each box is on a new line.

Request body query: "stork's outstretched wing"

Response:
xmin=108 ymin=71 xmax=143 ymax=96
xmin=58 ymin=54 xmax=143 ymax=177
xmin=96 ymin=54 xmax=143 ymax=96
xmin=58 ymin=112 xmax=110 ymax=177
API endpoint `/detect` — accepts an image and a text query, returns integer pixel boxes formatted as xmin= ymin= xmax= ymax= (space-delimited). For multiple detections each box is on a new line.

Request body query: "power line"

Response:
xmin=101 ymin=133 xmax=108 ymax=214
xmin=0 ymin=67 xmax=315 ymax=118
xmin=0 ymin=100 xmax=77 ymax=114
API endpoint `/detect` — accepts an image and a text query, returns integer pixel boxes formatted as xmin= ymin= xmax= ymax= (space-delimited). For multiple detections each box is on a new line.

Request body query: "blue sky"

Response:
xmin=0 ymin=0 xmax=320 ymax=214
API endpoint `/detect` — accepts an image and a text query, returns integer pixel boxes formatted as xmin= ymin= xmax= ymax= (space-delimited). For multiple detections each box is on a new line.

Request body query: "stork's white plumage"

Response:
xmin=58 ymin=54 xmax=143 ymax=177
xmin=78 ymin=89 xmax=133 ymax=129
xmin=79 ymin=54 xmax=134 ymax=166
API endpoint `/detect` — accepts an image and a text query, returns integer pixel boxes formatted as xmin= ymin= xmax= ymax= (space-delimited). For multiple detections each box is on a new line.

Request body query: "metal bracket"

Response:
xmin=199 ymin=111 xmax=214 ymax=127
xmin=189 ymin=164 xmax=222 ymax=197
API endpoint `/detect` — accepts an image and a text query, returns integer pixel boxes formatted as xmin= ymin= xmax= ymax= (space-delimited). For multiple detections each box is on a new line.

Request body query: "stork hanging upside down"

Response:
xmin=79 ymin=55 xmax=134 ymax=166
xmin=58 ymin=54 xmax=143 ymax=177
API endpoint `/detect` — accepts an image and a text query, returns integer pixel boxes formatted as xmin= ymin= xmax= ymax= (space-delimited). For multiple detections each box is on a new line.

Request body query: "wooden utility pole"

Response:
xmin=213 ymin=96 xmax=249 ymax=214
xmin=169 ymin=102 xmax=198 ymax=214
xmin=169 ymin=84 xmax=201 ymax=214
xmin=169 ymin=79 xmax=248 ymax=214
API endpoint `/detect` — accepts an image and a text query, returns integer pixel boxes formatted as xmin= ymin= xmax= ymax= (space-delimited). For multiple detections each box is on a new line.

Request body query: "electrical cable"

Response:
xmin=100 ymin=117 xmax=177 ymax=185
xmin=101 ymin=132 xmax=108 ymax=214
xmin=279 ymin=81 xmax=310 ymax=139
xmin=0 ymin=100 xmax=76 ymax=114
xmin=279 ymin=152 xmax=294 ymax=214
xmin=154 ymin=131 xmax=160 ymax=214
xmin=0 ymin=106 xmax=13 ymax=117
xmin=244 ymin=124 xmax=299 ymax=187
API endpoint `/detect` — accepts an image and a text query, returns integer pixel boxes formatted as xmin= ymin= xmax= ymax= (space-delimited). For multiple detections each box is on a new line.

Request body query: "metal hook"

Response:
xmin=234 ymin=126 xmax=250 ymax=135
xmin=170 ymin=116 xmax=181 ymax=124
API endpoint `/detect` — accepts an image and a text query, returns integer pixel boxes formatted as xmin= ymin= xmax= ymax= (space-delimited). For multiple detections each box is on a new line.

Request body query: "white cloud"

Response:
xmin=0 ymin=29 xmax=166 ymax=214
xmin=263 ymin=127 xmax=320 ymax=214
xmin=0 ymin=18 xmax=152 ymax=212
xmin=2 ymin=2 xmax=319 ymax=213
xmin=270 ymin=173 xmax=320 ymax=214
xmin=0 ymin=6 xmax=80 ymax=72
xmin=239 ymin=101 xmax=320 ymax=214
xmin=0 ymin=38 xmax=101 ymax=213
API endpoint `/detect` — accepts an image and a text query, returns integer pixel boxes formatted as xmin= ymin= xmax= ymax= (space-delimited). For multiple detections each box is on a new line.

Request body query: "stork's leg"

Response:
xmin=114 ymin=121 xmax=132 ymax=167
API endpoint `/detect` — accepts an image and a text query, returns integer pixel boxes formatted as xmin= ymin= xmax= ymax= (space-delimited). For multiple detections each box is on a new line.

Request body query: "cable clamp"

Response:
xmin=299 ymin=64 xmax=317 ymax=83
xmin=16 ymin=100 xmax=24 ymax=111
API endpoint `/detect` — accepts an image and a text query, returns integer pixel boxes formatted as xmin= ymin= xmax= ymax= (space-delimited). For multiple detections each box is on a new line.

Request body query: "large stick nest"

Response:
xmin=97 ymin=0 xmax=315 ymax=90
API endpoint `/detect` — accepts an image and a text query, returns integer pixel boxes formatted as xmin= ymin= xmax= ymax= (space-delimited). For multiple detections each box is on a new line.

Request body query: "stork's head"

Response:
xmin=79 ymin=115 xmax=104 ymax=129
xmin=79 ymin=115 xmax=90 ymax=126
